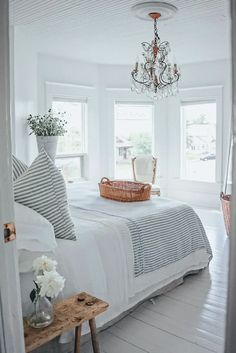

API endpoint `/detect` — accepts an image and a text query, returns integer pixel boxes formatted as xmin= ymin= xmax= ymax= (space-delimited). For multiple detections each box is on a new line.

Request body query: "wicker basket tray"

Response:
xmin=99 ymin=177 xmax=151 ymax=202
xmin=220 ymin=192 xmax=231 ymax=236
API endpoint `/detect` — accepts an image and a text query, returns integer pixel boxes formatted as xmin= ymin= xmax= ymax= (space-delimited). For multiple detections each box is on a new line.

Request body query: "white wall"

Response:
xmin=12 ymin=30 xmax=232 ymax=208
xmin=37 ymin=54 xmax=100 ymax=113
xmin=13 ymin=27 xmax=38 ymax=164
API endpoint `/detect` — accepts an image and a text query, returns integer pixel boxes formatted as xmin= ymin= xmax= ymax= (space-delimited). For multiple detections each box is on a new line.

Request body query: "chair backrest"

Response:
xmin=132 ymin=155 xmax=157 ymax=184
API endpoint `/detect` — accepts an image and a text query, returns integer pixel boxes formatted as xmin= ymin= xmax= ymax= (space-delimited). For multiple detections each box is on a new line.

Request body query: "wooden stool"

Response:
xmin=24 ymin=292 xmax=109 ymax=353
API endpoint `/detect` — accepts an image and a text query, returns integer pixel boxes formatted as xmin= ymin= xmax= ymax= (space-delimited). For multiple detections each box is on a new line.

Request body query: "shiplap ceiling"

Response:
xmin=9 ymin=0 xmax=230 ymax=65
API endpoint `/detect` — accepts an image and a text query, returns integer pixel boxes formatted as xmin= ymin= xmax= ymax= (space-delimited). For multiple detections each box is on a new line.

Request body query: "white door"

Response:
xmin=225 ymin=1 xmax=236 ymax=351
xmin=0 ymin=0 xmax=25 ymax=352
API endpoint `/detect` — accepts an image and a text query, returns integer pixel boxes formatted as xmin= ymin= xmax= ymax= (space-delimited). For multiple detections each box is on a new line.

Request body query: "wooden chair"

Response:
xmin=132 ymin=155 xmax=160 ymax=196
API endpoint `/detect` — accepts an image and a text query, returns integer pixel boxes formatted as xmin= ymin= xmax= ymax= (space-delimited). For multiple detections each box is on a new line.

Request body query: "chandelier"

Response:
xmin=131 ymin=11 xmax=180 ymax=100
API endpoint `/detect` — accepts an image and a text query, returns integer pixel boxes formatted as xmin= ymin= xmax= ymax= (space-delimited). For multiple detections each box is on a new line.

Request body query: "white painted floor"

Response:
xmin=82 ymin=208 xmax=229 ymax=353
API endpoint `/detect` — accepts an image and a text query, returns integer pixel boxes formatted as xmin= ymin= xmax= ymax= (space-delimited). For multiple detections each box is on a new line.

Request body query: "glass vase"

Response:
xmin=28 ymin=296 xmax=54 ymax=328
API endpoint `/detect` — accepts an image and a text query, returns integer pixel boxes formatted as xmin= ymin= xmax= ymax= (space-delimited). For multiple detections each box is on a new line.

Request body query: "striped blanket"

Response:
xmin=126 ymin=204 xmax=212 ymax=277
xmin=69 ymin=189 xmax=212 ymax=278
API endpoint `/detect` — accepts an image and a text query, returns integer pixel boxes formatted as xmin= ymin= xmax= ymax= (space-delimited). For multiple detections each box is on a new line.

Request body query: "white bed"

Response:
xmin=19 ymin=183 xmax=212 ymax=333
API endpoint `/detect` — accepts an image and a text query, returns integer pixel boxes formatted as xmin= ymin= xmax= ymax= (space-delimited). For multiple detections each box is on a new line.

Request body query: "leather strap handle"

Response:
xmin=100 ymin=177 xmax=110 ymax=184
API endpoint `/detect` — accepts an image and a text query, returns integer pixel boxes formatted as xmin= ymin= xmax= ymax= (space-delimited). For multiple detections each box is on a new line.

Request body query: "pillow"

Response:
xmin=15 ymin=202 xmax=57 ymax=252
xmin=14 ymin=150 xmax=76 ymax=240
xmin=12 ymin=155 xmax=28 ymax=181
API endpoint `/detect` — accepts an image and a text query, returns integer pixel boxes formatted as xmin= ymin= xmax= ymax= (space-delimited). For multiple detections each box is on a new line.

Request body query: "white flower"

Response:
xmin=36 ymin=271 xmax=65 ymax=299
xmin=33 ymin=256 xmax=57 ymax=275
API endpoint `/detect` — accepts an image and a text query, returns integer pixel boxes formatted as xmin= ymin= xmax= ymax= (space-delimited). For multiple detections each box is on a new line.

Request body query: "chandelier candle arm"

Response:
xmin=131 ymin=10 xmax=180 ymax=100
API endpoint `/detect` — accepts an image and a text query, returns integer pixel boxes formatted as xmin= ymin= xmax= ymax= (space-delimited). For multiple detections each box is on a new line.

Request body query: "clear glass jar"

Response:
xmin=28 ymin=296 xmax=54 ymax=329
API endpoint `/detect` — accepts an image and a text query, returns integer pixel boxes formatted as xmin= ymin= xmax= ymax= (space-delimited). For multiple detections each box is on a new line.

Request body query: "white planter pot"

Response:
xmin=36 ymin=136 xmax=58 ymax=162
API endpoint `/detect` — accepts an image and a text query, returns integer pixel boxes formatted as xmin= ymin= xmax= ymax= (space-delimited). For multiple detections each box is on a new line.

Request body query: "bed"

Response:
xmin=19 ymin=183 xmax=212 ymax=334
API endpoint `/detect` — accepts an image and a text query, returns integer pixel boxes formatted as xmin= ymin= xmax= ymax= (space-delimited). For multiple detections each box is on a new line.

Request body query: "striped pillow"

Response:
xmin=14 ymin=150 xmax=76 ymax=240
xmin=12 ymin=155 xmax=28 ymax=181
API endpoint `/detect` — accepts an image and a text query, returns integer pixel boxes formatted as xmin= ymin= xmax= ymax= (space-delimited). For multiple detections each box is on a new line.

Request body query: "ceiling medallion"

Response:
xmin=131 ymin=2 xmax=180 ymax=100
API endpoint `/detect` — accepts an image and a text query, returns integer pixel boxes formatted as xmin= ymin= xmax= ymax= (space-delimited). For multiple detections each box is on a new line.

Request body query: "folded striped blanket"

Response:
xmin=126 ymin=204 xmax=212 ymax=277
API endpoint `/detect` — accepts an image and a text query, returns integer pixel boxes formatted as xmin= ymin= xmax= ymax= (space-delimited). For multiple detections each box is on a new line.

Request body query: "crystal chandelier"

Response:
xmin=131 ymin=12 xmax=180 ymax=100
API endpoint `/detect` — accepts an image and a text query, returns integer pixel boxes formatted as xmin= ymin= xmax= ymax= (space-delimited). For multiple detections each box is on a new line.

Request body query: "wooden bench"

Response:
xmin=24 ymin=292 xmax=109 ymax=353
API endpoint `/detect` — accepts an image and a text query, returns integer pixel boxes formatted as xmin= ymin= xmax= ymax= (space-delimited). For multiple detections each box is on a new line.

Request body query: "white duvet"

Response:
xmin=20 ymin=184 xmax=211 ymax=331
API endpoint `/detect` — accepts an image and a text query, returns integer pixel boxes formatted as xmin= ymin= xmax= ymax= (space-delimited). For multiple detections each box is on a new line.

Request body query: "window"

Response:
xmin=115 ymin=102 xmax=154 ymax=179
xmin=52 ymin=99 xmax=87 ymax=183
xmin=181 ymin=101 xmax=217 ymax=182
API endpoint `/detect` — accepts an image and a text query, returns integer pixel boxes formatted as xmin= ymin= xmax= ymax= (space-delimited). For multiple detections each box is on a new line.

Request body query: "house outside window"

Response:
xmin=115 ymin=102 xmax=154 ymax=179
xmin=181 ymin=101 xmax=217 ymax=182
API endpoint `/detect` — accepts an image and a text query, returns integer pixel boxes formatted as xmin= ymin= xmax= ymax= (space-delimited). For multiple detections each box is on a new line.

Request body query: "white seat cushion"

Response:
xmin=152 ymin=184 xmax=160 ymax=191
xmin=151 ymin=184 xmax=161 ymax=195
xmin=133 ymin=156 xmax=154 ymax=183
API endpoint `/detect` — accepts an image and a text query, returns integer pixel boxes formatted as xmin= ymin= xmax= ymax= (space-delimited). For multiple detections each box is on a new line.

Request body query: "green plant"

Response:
xmin=129 ymin=132 xmax=152 ymax=155
xmin=27 ymin=109 xmax=67 ymax=136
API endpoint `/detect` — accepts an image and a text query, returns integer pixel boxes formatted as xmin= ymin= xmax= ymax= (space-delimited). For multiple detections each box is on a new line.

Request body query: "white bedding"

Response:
xmin=20 ymin=184 xmax=211 ymax=332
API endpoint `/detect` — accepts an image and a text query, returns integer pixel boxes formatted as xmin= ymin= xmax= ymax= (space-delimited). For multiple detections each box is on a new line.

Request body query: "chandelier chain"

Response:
xmin=154 ymin=19 xmax=160 ymax=43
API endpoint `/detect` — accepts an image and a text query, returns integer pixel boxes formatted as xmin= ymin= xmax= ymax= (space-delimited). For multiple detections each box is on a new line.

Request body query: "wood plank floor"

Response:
xmin=81 ymin=208 xmax=228 ymax=353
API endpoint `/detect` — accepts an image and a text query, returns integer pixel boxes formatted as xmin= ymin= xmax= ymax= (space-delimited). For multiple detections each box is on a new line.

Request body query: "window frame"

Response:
xmin=165 ymin=85 xmax=224 ymax=208
xmin=102 ymin=87 xmax=157 ymax=179
xmin=45 ymin=81 xmax=98 ymax=181
xmin=114 ymin=100 xmax=155 ymax=179
xmin=180 ymin=99 xmax=218 ymax=183
xmin=52 ymin=97 xmax=88 ymax=154
xmin=178 ymin=86 xmax=223 ymax=186
xmin=52 ymin=98 xmax=88 ymax=181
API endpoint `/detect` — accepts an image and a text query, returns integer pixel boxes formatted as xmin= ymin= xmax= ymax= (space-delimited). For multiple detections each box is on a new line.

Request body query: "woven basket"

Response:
xmin=220 ymin=192 xmax=231 ymax=236
xmin=99 ymin=177 xmax=151 ymax=202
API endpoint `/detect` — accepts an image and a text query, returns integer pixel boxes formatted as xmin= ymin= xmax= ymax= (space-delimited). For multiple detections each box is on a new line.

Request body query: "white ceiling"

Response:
xmin=9 ymin=0 xmax=230 ymax=65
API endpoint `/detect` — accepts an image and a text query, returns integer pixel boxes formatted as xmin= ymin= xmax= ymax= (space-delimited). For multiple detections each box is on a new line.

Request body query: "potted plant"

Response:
xmin=27 ymin=109 xmax=67 ymax=162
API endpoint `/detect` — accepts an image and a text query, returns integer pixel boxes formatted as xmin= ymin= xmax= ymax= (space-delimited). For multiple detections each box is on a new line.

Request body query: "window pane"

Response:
xmin=52 ymin=100 xmax=86 ymax=154
xmin=115 ymin=103 xmax=153 ymax=179
xmin=181 ymin=102 xmax=216 ymax=182
xmin=55 ymin=157 xmax=82 ymax=183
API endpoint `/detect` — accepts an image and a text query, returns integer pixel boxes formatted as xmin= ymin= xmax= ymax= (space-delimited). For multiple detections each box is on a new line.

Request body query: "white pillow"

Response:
xmin=15 ymin=202 xmax=57 ymax=252
xmin=18 ymin=249 xmax=55 ymax=273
